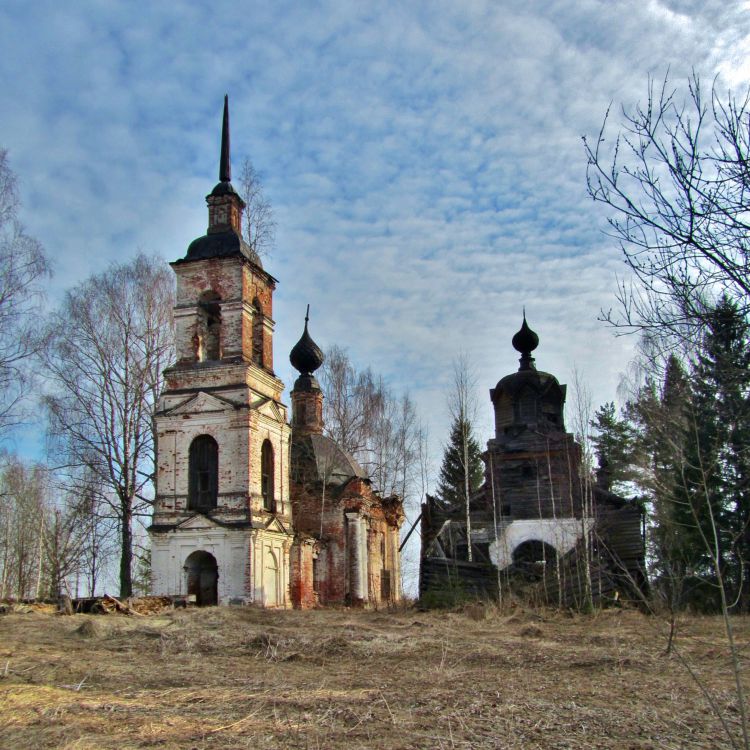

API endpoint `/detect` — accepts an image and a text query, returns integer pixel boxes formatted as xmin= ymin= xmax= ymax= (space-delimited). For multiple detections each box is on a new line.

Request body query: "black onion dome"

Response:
xmin=512 ymin=315 xmax=539 ymax=355
xmin=491 ymin=315 xmax=565 ymax=413
xmin=493 ymin=368 xmax=561 ymax=398
xmin=208 ymin=180 xmax=241 ymax=198
xmin=290 ymin=307 xmax=324 ymax=375
xmin=183 ymin=230 xmax=262 ymax=267
xmin=511 ymin=314 xmax=539 ymax=371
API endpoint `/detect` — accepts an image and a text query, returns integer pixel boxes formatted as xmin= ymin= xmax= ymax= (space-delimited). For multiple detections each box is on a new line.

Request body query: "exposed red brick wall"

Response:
xmin=291 ymin=389 xmax=324 ymax=434
xmin=290 ymin=540 xmax=317 ymax=609
xmin=289 ymin=475 xmax=404 ymax=607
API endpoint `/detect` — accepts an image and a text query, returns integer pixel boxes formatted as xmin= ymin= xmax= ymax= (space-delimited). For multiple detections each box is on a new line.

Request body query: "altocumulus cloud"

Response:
xmin=1 ymin=0 xmax=748 ymax=480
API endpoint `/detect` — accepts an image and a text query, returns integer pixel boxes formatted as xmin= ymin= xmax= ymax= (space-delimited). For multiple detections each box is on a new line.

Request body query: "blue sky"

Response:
xmin=1 ymin=0 xmax=749 ymax=477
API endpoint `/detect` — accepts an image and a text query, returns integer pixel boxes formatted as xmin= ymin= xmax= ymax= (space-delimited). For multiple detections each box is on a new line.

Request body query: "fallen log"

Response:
xmin=102 ymin=593 xmax=145 ymax=617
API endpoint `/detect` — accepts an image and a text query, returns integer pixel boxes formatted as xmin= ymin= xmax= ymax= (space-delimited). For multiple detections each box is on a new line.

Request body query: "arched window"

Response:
xmin=252 ymin=298 xmax=264 ymax=367
xmin=199 ymin=291 xmax=222 ymax=361
xmin=188 ymin=435 xmax=218 ymax=511
xmin=261 ymin=440 xmax=275 ymax=512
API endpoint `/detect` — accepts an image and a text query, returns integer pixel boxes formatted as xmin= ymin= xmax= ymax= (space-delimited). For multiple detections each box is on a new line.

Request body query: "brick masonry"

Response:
xmin=149 ymin=114 xmax=405 ymax=607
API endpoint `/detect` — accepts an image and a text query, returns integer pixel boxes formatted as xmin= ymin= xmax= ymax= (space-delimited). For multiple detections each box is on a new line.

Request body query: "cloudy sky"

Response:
xmin=2 ymin=0 xmax=749 ymax=483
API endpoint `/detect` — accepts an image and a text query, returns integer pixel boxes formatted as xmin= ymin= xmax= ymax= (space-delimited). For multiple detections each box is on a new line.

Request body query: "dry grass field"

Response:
xmin=0 ymin=604 xmax=748 ymax=749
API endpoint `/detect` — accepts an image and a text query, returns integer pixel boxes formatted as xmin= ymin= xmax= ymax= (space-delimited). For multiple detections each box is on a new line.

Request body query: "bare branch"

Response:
xmin=238 ymin=157 xmax=276 ymax=259
xmin=39 ymin=254 xmax=174 ymax=597
xmin=585 ymin=72 xmax=750 ymax=349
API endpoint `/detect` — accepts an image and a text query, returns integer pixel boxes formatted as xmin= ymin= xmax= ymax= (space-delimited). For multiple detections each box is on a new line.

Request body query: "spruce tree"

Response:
xmin=590 ymin=401 xmax=635 ymax=493
xmin=627 ymin=355 xmax=701 ymax=607
xmin=657 ymin=356 xmax=711 ymax=587
xmin=627 ymin=303 xmax=750 ymax=612
xmin=436 ymin=418 xmax=484 ymax=509
xmin=690 ymin=297 xmax=750 ymax=609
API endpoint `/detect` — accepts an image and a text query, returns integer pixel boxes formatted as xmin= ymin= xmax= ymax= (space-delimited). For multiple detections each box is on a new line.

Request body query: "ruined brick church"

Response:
xmin=149 ymin=99 xmax=403 ymax=607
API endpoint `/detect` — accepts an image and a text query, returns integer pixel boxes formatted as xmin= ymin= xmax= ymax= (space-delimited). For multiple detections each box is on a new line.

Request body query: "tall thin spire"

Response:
xmin=219 ymin=94 xmax=231 ymax=183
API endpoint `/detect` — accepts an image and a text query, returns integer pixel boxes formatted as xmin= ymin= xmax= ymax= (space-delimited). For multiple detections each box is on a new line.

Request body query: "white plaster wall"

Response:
xmin=249 ymin=411 xmax=291 ymax=515
xmin=151 ymin=527 xmax=250 ymax=604
xmin=346 ymin=513 xmax=368 ymax=601
xmin=250 ymin=529 xmax=291 ymax=607
xmin=154 ymin=406 xmax=252 ymax=516
xmin=488 ymin=517 xmax=593 ymax=570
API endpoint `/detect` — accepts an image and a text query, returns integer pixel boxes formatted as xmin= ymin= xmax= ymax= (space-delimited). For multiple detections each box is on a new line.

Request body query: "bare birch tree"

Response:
xmin=47 ymin=466 xmax=117 ymax=597
xmin=320 ymin=345 xmax=425 ymax=503
xmin=0 ymin=458 xmax=47 ymax=599
xmin=42 ymin=503 xmax=85 ymax=601
xmin=0 ymin=149 xmax=50 ymax=438
xmin=447 ymin=355 xmax=480 ymax=561
xmin=0 ymin=457 xmax=113 ymax=601
xmin=320 ymin=345 xmax=384 ymax=458
xmin=584 ymin=72 xmax=750 ymax=346
xmin=569 ymin=367 xmax=595 ymax=610
xmin=75 ymin=477 xmax=118 ymax=597
xmin=41 ymin=253 xmax=174 ymax=598
xmin=239 ymin=157 xmax=276 ymax=259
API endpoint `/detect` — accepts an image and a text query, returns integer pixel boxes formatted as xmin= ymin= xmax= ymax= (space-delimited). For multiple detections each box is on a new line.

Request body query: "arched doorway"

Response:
xmin=263 ymin=547 xmax=279 ymax=607
xmin=511 ymin=540 xmax=558 ymax=582
xmin=185 ymin=550 xmax=218 ymax=606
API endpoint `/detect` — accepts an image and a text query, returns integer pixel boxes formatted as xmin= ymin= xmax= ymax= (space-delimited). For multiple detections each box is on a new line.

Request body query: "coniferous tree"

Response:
xmin=624 ymin=303 xmax=750 ymax=612
xmin=690 ymin=298 xmax=750 ymax=609
xmin=627 ymin=355 xmax=703 ymax=607
xmin=436 ymin=418 xmax=484 ymax=510
xmin=590 ymin=402 xmax=636 ymax=493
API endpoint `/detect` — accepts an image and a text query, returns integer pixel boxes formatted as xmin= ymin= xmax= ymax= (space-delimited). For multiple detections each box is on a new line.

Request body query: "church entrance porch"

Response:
xmin=185 ymin=550 xmax=218 ymax=606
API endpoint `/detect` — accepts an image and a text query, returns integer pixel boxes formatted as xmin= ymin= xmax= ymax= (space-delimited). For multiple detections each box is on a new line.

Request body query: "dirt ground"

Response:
xmin=0 ymin=604 xmax=748 ymax=749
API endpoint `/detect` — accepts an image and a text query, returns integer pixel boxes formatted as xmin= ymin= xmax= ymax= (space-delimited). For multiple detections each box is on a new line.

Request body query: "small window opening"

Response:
xmin=199 ymin=291 xmax=222 ymax=361
xmin=261 ymin=440 xmax=275 ymax=512
xmin=313 ymin=556 xmax=321 ymax=594
xmin=252 ymin=298 xmax=264 ymax=367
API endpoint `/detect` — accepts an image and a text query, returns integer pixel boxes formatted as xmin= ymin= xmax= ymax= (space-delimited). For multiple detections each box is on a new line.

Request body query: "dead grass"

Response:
xmin=0 ymin=605 xmax=748 ymax=748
